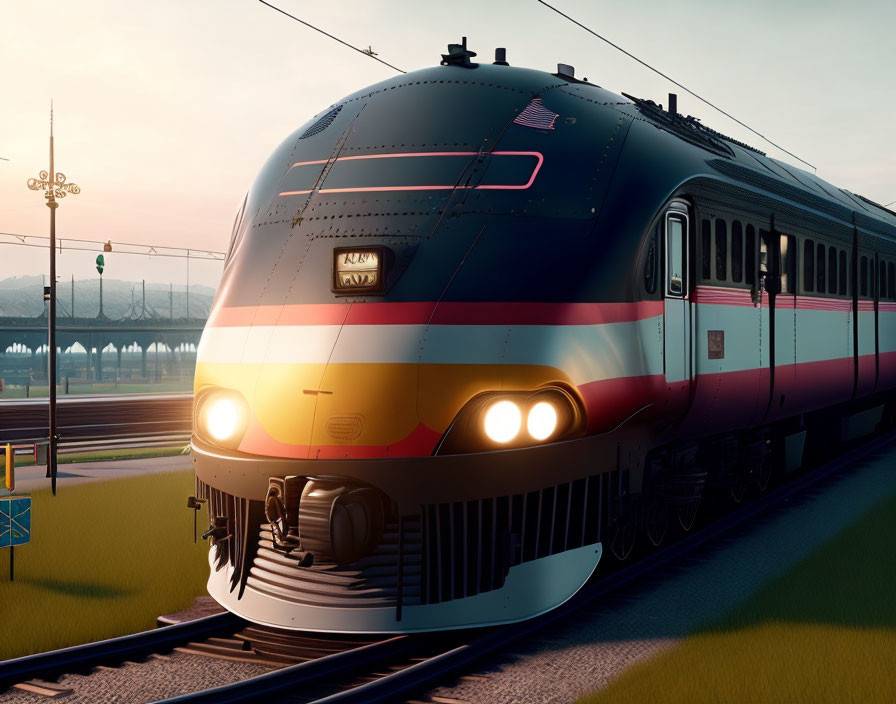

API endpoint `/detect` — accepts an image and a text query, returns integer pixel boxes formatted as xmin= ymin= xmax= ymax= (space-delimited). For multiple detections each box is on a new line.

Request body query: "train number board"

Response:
xmin=0 ymin=496 xmax=31 ymax=547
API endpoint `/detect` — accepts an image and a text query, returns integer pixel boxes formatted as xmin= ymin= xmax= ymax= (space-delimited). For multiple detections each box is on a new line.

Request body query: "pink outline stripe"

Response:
xmin=277 ymin=151 xmax=544 ymax=196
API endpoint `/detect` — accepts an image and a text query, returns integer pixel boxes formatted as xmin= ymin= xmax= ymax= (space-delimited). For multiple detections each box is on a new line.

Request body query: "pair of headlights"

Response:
xmin=195 ymin=385 xmax=584 ymax=455
xmin=437 ymin=386 xmax=584 ymax=455
xmin=484 ymin=399 xmax=559 ymax=443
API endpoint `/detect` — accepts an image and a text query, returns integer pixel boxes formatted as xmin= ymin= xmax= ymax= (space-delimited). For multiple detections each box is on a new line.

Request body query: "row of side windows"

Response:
xmin=802 ymin=239 xmax=847 ymax=296
xmin=700 ymin=217 xmax=896 ymax=300
xmin=700 ymin=219 xmax=756 ymax=286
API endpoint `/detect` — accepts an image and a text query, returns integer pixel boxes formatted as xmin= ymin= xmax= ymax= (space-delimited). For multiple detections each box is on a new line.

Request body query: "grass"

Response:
xmin=0 ymin=470 xmax=210 ymax=660
xmin=12 ymin=445 xmax=188 ymax=467
xmin=0 ymin=381 xmax=191 ymax=399
xmin=579 ymin=489 xmax=896 ymax=704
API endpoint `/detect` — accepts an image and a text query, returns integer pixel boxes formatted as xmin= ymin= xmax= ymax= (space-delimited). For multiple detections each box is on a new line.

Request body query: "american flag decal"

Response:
xmin=513 ymin=98 xmax=558 ymax=130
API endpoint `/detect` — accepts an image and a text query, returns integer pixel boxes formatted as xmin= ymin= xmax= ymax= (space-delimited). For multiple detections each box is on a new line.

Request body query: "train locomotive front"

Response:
xmin=190 ymin=48 xmax=707 ymax=632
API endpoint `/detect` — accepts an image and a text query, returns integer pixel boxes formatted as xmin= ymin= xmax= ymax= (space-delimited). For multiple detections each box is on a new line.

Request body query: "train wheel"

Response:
xmin=644 ymin=499 xmax=668 ymax=548
xmin=609 ymin=518 xmax=636 ymax=561
xmin=728 ymin=473 xmax=749 ymax=504
xmin=756 ymin=457 xmax=773 ymax=493
xmin=676 ymin=499 xmax=700 ymax=532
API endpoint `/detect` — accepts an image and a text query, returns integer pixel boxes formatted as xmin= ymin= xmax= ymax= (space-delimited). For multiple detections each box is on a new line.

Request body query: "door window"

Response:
xmin=666 ymin=213 xmax=687 ymax=296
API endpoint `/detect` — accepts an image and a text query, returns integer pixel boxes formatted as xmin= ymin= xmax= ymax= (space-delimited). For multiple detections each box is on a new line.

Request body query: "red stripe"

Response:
xmin=208 ymin=301 xmax=665 ymax=328
xmin=693 ymin=286 xmax=755 ymax=307
xmin=239 ymin=421 xmax=443 ymax=460
xmin=695 ymin=286 xmax=859 ymax=312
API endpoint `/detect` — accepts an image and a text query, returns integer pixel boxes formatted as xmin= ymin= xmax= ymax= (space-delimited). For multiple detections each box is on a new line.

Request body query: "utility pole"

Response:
xmin=186 ymin=251 xmax=190 ymax=319
xmin=27 ymin=103 xmax=80 ymax=496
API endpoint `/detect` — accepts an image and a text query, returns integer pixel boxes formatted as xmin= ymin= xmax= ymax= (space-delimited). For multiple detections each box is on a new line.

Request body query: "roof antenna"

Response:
xmin=441 ymin=36 xmax=478 ymax=68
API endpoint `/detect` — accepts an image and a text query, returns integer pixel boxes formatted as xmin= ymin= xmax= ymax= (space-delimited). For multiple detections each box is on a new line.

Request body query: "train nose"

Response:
xmin=307 ymin=314 xmax=438 ymax=458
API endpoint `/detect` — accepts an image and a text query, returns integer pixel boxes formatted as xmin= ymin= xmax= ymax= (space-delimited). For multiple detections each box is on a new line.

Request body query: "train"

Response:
xmin=189 ymin=39 xmax=896 ymax=633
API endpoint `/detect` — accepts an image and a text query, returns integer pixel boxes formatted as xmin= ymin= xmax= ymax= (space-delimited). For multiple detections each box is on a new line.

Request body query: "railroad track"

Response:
xmin=0 ymin=393 xmax=192 ymax=444
xmin=2 ymin=428 xmax=893 ymax=703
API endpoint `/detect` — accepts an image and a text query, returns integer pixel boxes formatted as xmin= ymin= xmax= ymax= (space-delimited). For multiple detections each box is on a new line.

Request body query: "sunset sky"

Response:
xmin=2 ymin=0 xmax=894 ymax=287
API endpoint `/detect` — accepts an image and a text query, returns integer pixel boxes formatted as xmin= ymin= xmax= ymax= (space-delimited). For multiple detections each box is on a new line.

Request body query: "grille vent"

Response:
xmin=420 ymin=471 xmax=618 ymax=604
xmin=196 ymin=478 xmax=265 ymax=597
xmin=246 ymin=518 xmax=422 ymax=609
xmin=300 ymin=106 xmax=342 ymax=139
xmin=326 ymin=415 xmax=363 ymax=440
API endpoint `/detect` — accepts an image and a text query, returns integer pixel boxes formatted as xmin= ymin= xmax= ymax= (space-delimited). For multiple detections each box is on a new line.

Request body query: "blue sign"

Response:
xmin=0 ymin=496 xmax=31 ymax=547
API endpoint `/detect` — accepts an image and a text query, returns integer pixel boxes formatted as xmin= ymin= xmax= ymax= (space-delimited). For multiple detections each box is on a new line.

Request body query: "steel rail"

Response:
xmin=0 ymin=393 xmax=193 ymax=444
xmin=151 ymin=636 xmax=414 ymax=704
xmin=0 ymin=612 xmax=243 ymax=691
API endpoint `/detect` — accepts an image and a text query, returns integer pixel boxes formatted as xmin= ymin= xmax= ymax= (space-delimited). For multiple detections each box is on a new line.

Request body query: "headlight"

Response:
xmin=483 ymin=400 xmax=522 ymax=443
xmin=527 ymin=401 xmax=558 ymax=441
xmin=195 ymin=389 xmax=249 ymax=450
xmin=436 ymin=386 xmax=585 ymax=455
xmin=205 ymin=398 xmax=240 ymax=441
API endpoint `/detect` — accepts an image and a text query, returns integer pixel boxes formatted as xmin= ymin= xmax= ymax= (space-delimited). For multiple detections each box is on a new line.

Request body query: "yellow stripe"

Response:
xmin=196 ymin=361 xmax=572 ymax=448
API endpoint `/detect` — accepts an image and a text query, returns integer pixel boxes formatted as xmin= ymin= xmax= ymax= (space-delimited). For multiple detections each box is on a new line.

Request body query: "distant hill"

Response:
xmin=0 ymin=275 xmax=216 ymax=319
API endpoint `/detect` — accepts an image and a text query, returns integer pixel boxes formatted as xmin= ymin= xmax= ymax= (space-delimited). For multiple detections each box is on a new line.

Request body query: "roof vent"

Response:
xmin=557 ymin=63 xmax=575 ymax=79
xmin=493 ymin=48 xmax=509 ymax=66
xmin=668 ymin=93 xmax=678 ymax=115
xmin=441 ymin=37 xmax=478 ymax=68
xmin=300 ymin=105 xmax=342 ymax=139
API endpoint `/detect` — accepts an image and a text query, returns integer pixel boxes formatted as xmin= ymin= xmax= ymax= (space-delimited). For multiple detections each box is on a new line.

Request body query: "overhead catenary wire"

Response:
xmin=0 ymin=232 xmax=224 ymax=260
xmin=886 ymin=200 xmax=896 ymax=208
xmin=536 ymin=0 xmax=817 ymax=173
xmin=258 ymin=0 xmax=405 ymax=74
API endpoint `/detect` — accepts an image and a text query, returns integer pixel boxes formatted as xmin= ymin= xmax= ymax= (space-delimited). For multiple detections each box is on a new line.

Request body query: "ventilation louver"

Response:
xmin=300 ymin=106 xmax=342 ymax=139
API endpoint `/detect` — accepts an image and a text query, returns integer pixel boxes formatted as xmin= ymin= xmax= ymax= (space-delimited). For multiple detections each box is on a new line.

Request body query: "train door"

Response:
xmin=772 ymin=232 xmax=797 ymax=419
xmin=663 ymin=203 xmax=692 ymax=415
xmin=747 ymin=225 xmax=772 ymax=427
xmin=855 ymin=247 xmax=877 ymax=396
xmin=758 ymin=229 xmax=796 ymax=422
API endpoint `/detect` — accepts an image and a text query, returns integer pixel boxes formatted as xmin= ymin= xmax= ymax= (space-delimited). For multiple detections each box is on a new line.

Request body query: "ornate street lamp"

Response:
xmin=26 ymin=105 xmax=79 ymax=495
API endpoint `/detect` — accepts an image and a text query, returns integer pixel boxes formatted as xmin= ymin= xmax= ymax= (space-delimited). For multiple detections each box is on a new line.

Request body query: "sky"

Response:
xmin=1 ymin=0 xmax=894 ymax=288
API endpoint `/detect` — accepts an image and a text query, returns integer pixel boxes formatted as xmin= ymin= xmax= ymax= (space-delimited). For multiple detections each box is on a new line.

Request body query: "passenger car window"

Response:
xmin=839 ymin=251 xmax=847 ymax=296
xmin=804 ymin=239 xmax=815 ymax=293
xmin=860 ymin=256 xmax=868 ymax=297
xmin=731 ymin=221 xmax=743 ymax=283
xmin=715 ymin=219 xmax=727 ymax=281
xmin=701 ymin=220 xmax=711 ymax=281
xmin=816 ymin=243 xmax=826 ymax=294
xmin=828 ymin=247 xmax=837 ymax=295
xmin=745 ymin=225 xmax=756 ymax=286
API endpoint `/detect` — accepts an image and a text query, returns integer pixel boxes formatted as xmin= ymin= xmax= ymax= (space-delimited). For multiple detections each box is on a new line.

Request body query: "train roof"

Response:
xmin=322 ymin=53 xmax=895 ymax=242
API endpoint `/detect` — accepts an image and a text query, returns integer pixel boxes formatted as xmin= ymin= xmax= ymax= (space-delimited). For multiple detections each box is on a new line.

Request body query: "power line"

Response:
xmin=258 ymin=1 xmax=405 ymax=74
xmin=886 ymin=200 xmax=896 ymax=208
xmin=0 ymin=232 xmax=225 ymax=260
xmin=536 ymin=0 xmax=816 ymax=173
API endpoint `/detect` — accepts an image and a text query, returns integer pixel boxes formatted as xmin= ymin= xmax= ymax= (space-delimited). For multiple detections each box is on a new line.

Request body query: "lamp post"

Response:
xmin=27 ymin=105 xmax=80 ymax=495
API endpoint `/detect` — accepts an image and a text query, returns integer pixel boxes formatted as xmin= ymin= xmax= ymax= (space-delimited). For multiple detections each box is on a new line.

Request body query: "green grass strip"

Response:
xmin=579 ymin=490 xmax=896 ymax=704
xmin=13 ymin=445 xmax=188 ymax=467
xmin=0 ymin=470 xmax=209 ymax=659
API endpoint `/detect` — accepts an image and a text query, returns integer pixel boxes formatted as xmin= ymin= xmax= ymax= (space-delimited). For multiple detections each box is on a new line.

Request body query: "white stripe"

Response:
xmin=196 ymin=318 xmax=665 ymax=385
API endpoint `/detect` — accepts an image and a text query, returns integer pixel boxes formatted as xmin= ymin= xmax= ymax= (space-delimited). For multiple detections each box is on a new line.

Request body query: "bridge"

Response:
xmin=0 ymin=315 xmax=206 ymax=384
